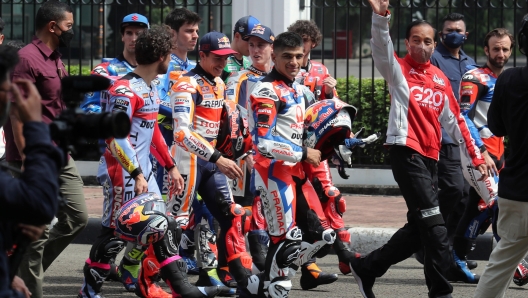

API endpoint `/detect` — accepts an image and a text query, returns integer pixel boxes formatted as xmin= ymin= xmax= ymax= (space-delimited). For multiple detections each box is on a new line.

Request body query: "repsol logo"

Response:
xmin=202 ymin=99 xmax=223 ymax=108
xmin=140 ymin=120 xmax=155 ymax=129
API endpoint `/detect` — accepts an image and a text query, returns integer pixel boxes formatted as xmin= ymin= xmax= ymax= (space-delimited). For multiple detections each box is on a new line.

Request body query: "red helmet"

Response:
xmin=114 ymin=192 xmax=168 ymax=246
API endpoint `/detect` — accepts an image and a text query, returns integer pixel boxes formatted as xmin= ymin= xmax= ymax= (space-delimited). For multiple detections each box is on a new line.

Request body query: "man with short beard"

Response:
xmin=344 ymin=0 xmax=488 ymax=297
xmin=450 ymin=27 xmax=514 ymax=284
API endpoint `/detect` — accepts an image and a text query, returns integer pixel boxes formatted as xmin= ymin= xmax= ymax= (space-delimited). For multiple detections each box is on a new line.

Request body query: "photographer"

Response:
xmin=0 ymin=45 xmax=63 ymax=297
xmin=3 ymin=2 xmax=88 ymax=297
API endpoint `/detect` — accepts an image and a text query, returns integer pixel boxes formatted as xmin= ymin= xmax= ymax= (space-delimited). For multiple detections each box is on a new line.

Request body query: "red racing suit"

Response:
xmin=295 ymin=60 xmax=338 ymax=101
xmin=296 ymin=60 xmax=349 ymax=246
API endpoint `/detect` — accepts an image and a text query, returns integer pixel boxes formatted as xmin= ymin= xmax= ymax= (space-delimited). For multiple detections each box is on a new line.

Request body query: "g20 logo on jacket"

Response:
xmin=409 ymin=86 xmax=446 ymax=111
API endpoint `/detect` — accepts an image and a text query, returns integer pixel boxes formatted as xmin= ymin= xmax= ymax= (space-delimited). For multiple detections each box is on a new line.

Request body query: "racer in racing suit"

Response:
xmin=169 ymin=31 xmax=249 ymax=296
xmin=345 ymin=4 xmax=487 ymax=297
xmin=220 ymin=15 xmax=260 ymax=82
xmin=249 ymin=32 xmax=337 ymax=298
xmin=80 ymin=13 xmax=149 ymax=115
xmin=287 ymin=19 xmax=351 ymax=289
xmin=78 ymin=26 xmax=183 ymax=298
xmin=155 ymin=9 xmax=218 ymax=278
xmin=452 ymin=28 xmax=514 ymax=284
xmin=78 ymin=13 xmax=154 ymax=292
xmin=224 ymin=24 xmax=273 ymax=277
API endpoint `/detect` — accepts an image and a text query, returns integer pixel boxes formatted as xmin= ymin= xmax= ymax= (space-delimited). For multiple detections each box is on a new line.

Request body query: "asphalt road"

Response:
xmin=42 ymin=244 xmax=528 ymax=298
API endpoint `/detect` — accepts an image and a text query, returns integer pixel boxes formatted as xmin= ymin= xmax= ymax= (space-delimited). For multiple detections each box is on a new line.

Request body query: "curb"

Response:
xmin=82 ymin=175 xmax=402 ymax=196
xmin=72 ymin=218 xmax=495 ymax=261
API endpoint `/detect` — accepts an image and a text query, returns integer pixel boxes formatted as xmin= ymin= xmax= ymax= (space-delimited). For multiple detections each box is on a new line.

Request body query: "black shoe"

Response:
xmin=300 ymin=262 xmax=338 ymax=290
xmin=466 ymin=259 xmax=478 ymax=270
xmin=349 ymin=257 xmax=376 ymax=298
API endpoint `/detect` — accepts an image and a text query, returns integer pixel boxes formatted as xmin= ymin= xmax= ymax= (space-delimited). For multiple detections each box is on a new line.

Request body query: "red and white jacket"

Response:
xmin=371 ymin=12 xmax=483 ymax=167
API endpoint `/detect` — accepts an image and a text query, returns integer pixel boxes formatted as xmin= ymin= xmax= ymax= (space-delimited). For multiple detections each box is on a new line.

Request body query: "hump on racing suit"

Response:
xmin=81 ymin=56 xmax=136 ymax=114
xmin=216 ymin=100 xmax=252 ymax=160
xmin=104 ymin=73 xmax=175 ymax=180
xmin=304 ymin=98 xmax=358 ymax=161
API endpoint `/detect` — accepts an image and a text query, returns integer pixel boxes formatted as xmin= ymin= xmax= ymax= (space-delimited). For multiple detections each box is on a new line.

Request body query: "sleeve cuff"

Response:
xmin=130 ymin=167 xmax=143 ymax=179
xmin=210 ymin=149 xmax=222 ymax=163
xmin=479 ymin=145 xmax=487 ymax=153
xmin=301 ymin=146 xmax=308 ymax=161
xmin=23 ymin=122 xmax=52 ymax=146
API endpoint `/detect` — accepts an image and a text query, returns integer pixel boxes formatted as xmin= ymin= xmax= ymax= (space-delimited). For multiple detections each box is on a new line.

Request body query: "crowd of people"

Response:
xmin=1 ymin=0 xmax=528 ymax=297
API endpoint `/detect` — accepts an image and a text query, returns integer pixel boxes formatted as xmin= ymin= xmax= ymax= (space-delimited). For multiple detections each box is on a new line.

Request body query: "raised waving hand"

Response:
xmin=368 ymin=0 xmax=389 ymax=15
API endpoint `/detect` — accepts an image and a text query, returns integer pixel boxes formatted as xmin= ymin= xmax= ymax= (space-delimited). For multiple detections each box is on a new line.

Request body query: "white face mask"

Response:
xmin=406 ymin=40 xmax=433 ymax=64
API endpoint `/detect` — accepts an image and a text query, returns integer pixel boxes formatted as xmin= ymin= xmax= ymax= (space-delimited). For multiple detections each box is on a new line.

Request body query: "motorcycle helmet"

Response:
xmin=114 ymin=192 xmax=168 ymax=246
xmin=304 ymin=98 xmax=358 ymax=161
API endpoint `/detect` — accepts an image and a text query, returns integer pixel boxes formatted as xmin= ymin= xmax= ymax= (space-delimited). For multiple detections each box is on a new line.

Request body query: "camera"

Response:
xmin=51 ymin=76 xmax=131 ymax=161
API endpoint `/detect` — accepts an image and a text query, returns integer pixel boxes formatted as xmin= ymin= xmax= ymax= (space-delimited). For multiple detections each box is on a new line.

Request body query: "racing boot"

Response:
xmin=247 ymin=230 xmax=269 ymax=273
xmin=180 ymin=231 xmax=200 ymax=275
xmin=78 ymin=259 xmax=109 ymax=298
xmin=300 ymin=259 xmax=338 ymax=290
xmin=136 ymin=246 xmax=171 ymax=298
xmin=446 ymin=249 xmax=479 ymax=284
xmin=333 ymin=235 xmax=361 ymax=275
xmin=105 ymin=260 xmax=119 ymax=282
xmin=196 ymin=268 xmax=237 ymax=296
xmin=514 ymin=259 xmax=528 ymax=286
xmin=118 ymin=262 xmax=139 ymax=292
xmin=119 ymin=242 xmax=146 ymax=292
xmin=218 ymin=267 xmax=238 ymax=288
xmin=161 ymin=257 xmax=233 ymax=297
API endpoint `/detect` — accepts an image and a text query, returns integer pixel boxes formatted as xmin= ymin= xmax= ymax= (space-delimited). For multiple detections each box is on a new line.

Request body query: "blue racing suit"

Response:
xmin=80 ymin=54 xmax=136 ymax=114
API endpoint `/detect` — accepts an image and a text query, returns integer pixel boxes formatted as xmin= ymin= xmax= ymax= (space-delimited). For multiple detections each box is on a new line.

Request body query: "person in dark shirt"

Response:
xmin=0 ymin=44 xmax=63 ymax=298
xmin=475 ymin=14 xmax=528 ymax=298
xmin=5 ymin=2 xmax=88 ymax=297
xmin=429 ymin=14 xmax=477 ymax=267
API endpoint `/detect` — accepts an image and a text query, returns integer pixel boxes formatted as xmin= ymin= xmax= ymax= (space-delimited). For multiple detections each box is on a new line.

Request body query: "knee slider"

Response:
xmin=330 ymin=189 xmax=346 ymax=217
xmin=230 ymin=203 xmax=252 ymax=234
xmin=276 ymin=240 xmax=302 ymax=268
xmin=103 ymin=238 xmax=125 ymax=258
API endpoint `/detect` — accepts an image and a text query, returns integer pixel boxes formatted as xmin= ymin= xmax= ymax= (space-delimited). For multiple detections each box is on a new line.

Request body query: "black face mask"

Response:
xmin=54 ymin=25 xmax=74 ymax=48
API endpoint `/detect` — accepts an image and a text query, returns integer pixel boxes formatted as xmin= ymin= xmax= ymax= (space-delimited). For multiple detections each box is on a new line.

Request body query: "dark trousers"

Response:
xmin=356 ymin=146 xmax=453 ymax=297
xmin=437 ymin=144 xmax=466 ymax=241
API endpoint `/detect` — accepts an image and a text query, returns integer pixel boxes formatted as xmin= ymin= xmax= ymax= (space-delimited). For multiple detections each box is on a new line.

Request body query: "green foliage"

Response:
xmin=336 ymin=77 xmax=390 ymax=166
xmin=145 ymin=6 xmax=172 ymax=25
xmin=67 ymin=65 xmax=92 ymax=76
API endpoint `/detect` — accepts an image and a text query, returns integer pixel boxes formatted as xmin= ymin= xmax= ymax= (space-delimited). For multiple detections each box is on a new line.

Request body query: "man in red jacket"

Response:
xmin=343 ymin=0 xmax=489 ymax=297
